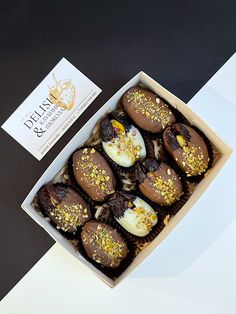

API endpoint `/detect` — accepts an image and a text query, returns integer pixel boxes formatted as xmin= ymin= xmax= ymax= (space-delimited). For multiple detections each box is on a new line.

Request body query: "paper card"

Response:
xmin=1 ymin=58 xmax=102 ymax=160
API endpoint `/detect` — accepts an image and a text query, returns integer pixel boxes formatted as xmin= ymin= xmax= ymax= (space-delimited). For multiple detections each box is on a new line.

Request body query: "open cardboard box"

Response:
xmin=22 ymin=72 xmax=232 ymax=287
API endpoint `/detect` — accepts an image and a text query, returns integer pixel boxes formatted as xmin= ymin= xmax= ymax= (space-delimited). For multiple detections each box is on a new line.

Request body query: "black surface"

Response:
xmin=0 ymin=0 xmax=235 ymax=301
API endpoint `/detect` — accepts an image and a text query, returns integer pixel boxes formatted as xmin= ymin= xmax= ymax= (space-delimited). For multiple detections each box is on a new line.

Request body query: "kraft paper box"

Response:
xmin=21 ymin=72 xmax=232 ymax=287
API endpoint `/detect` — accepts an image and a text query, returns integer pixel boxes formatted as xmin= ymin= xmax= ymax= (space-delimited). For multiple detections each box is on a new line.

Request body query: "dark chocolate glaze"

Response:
xmin=138 ymin=162 xmax=183 ymax=206
xmin=38 ymin=183 xmax=91 ymax=233
xmin=100 ymin=111 xmax=132 ymax=143
xmin=38 ymin=185 xmax=56 ymax=212
xmin=109 ymin=191 xmax=136 ymax=218
xmin=177 ymin=124 xmax=192 ymax=141
xmin=135 ymin=159 xmax=161 ymax=184
xmin=110 ymin=111 xmax=131 ymax=132
xmin=163 ymin=123 xmax=209 ymax=177
xmin=143 ymin=158 xmax=161 ymax=172
xmin=164 ymin=126 xmax=180 ymax=151
xmin=47 ymin=183 xmax=68 ymax=202
xmin=135 ymin=161 xmax=148 ymax=184
xmin=100 ymin=117 xmax=116 ymax=142
xmin=38 ymin=183 xmax=68 ymax=211
xmin=165 ymin=124 xmax=192 ymax=152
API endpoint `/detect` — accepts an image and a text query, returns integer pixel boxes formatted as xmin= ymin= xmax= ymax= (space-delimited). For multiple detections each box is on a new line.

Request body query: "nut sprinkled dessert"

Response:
xmin=109 ymin=191 xmax=158 ymax=237
xmin=38 ymin=184 xmax=91 ymax=232
xmin=81 ymin=221 xmax=128 ymax=268
xmin=163 ymin=123 xmax=209 ymax=176
xmin=72 ymin=148 xmax=116 ymax=202
xmin=136 ymin=159 xmax=183 ymax=206
xmin=100 ymin=111 xmax=146 ymax=167
xmin=122 ymin=86 xmax=176 ymax=133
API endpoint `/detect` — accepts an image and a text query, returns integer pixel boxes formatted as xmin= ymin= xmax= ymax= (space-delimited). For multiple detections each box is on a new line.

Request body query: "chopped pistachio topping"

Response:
xmin=176 ymin=135 xmax=208 ymax=176
xmin=111 ymin=120 xmax=125 ymax=134
xmin=76 ymin=148 xmax=111 ymax=192
xmin=182 ymin=145 xmax=208 ymax=176
xmin=85 ymin=225 xmax=127 ymax=266
xmin=51 ymin=203 xmax=88 ymax=232
xmin=150 ymin=174 xmax=180 ymax=205
xmin=176 ymin=135 xmax=187 ymax=147
xmin=108 ymin=122 xmax=142 ymax=163
xmin=127 ymin=90 xmax=172 ymax=128
xmin=117 ymin=132 xmax=141 ymax=162
xmin=133 ymin=207 xmax=157 ymax=231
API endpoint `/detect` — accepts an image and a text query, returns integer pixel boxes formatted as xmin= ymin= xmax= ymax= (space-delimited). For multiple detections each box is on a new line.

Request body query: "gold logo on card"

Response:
xmin=48 ymin=73 xmax=76 ymax=110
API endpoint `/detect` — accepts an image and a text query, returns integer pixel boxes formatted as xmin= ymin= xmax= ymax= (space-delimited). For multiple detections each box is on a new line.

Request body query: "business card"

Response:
xmin=1 ymin=58 xmax=102 ymax=160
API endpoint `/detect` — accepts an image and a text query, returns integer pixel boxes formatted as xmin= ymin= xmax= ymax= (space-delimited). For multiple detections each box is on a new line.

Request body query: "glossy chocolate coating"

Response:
xmin=81 ymin=221 xmax=128 ymax=268
xmin=122 ymin=86 xmax=176 ymax=133
xmin=100 ymin=111 xmax=146 ymax=167
xmin=163 ymin=123 xmax=209 ymax=176
xmin=72 ymin=148 xmax=116 ymax=202
xmin=38 ymin=184 xmax=91 ymax=232
xmin=136 ymin=159 xmax=183 ymax=206
xmin=109 ymin=192 xmax=158 ymax=237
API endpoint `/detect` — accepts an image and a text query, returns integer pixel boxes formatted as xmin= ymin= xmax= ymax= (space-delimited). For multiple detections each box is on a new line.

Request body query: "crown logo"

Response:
xmin=48 ymin=73 xmax=76 ymax=110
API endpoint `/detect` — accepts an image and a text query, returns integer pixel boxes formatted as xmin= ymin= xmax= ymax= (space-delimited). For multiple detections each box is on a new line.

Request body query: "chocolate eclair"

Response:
xmin=122 ymin=86 xmax=176 ymax=133
xmin=109 ymin=191 xmax=158 ymax=237
xmin=100 ymin=111 xmax=146 ymax=167
xmin=163 ymin=123 xmax=209 ymax=176
xmin=136 ymin=159 xmax=183 ymax=206
xmin=72 ymin=147 xmax=116 ymax=202
xmin=38 ymin=184 xmax=91 ymax=232
xmin=81 ymin=221 xmax=128 ymax=268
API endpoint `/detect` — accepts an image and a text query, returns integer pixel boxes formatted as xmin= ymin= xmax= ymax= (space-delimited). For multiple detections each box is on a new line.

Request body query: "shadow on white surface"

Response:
xmin=130 ymin=86 xmax=236 ymax=279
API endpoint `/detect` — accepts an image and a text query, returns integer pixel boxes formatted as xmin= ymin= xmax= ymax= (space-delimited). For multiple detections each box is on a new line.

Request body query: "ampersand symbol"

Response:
xmin=33 ymin=127 xmax=46 ymax=137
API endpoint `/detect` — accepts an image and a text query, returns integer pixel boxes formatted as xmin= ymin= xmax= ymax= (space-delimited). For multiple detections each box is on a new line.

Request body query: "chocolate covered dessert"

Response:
xmin=136 ymin=159 xmax=183 ymax=206
xmin=109 ymin=191 xmax=158 ymax=237
xmin=72 ymin=147 xmax=116 ymax=201
xmin=100 ymin=111 xmax=146 ymax=167
xmin=163 ymin=123 xmax=209 ymax=176
xmin=38 ymin=184 xmax=91 ymax=232
xmin=81 ymin=221 xmax=128 ymax=268
xmin=122 ymin=86 xmax=176 ymax=133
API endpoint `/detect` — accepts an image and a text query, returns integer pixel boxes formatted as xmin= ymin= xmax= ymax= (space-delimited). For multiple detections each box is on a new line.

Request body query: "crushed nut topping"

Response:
xmin=127 ymin=90 xmax=173 ymax=128
xmin=51 ymin=203 xmax=88 ymax=232
xmin=132 ymin=207 xmax=157 ymax=231
xmin=83 ymin=224 xmax=127 ymax=266
xmin=176 ymin=135 xmax=209 ymax=176
xmin=76 ymin=148 xmax=111 ymax=192
xmin=109 ymin=120 xmax=142 ymax=163
xmin=149 ymin=174 xmax=181 ymax=205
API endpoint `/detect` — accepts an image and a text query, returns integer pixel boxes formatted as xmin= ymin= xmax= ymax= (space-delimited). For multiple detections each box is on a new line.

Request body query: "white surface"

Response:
xmin=1 ymin=53 xmax=236 ymax=314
